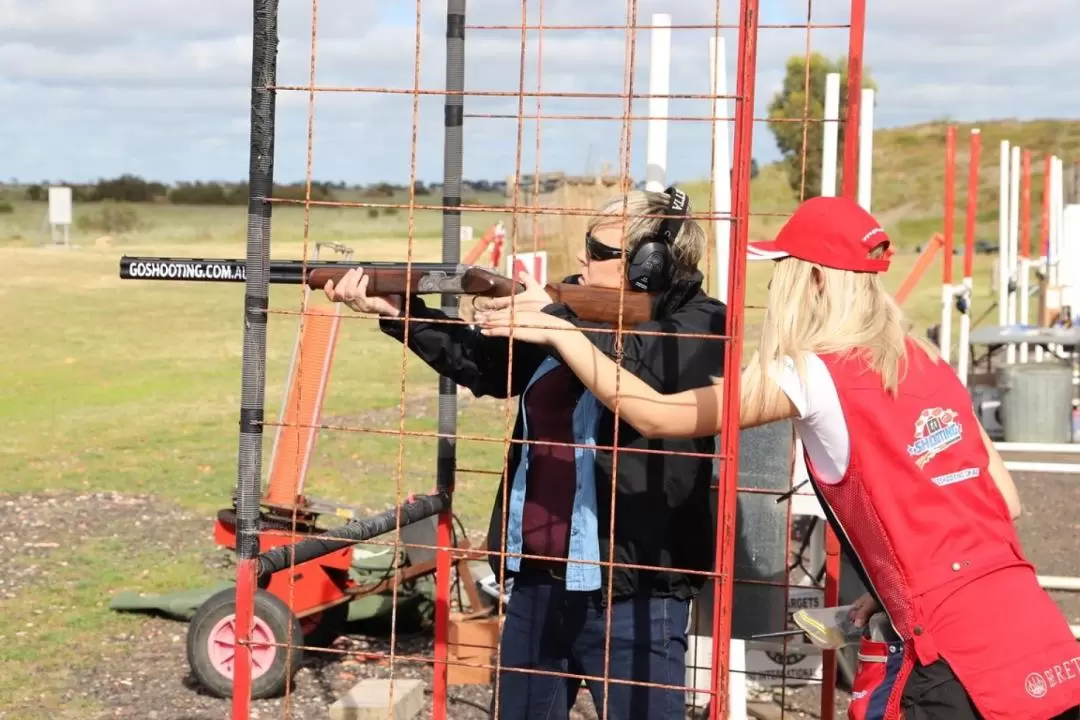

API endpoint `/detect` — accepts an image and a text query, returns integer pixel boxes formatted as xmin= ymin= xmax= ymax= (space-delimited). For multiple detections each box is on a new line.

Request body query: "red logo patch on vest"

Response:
xmin=906 ymin=407 xmax=962 ymax=469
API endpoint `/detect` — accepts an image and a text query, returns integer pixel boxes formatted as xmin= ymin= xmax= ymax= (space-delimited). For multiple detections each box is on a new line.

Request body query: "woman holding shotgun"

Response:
xmin=476 ymin=196 xmax=1080 ymax=720
xmin=326 ymin=187 xmax=728 ymax=719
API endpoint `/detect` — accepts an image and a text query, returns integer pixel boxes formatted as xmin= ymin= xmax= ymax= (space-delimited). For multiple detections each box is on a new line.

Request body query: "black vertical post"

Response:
xmin=237 ymin=0 xmax=278 ymax=570
xmin=439 ymin=0 xmax=466 ymax=494
xmin=231 ymin=0 xmax=278 ymax=715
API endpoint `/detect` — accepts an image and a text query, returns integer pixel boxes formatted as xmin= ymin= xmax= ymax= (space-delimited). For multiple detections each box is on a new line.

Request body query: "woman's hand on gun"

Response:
xmin=473 ymin=270 xmax=552 ymax=314
xmin=475 ymin=307 xmax=573 ymax=345
xmin=323 ymin=268 xmax=401 ymax=317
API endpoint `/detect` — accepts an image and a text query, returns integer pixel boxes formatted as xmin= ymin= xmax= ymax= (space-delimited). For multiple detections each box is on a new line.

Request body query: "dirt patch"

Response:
xmin=1011 ymin=470 xmax=1080 ymax=623
xmin=79 ymin=624 xmax=604 ymax=720
xmin=0 ymin=490 xmax=217 ymax=600
xmin=777 ymin=685 xmax=850 ymax=719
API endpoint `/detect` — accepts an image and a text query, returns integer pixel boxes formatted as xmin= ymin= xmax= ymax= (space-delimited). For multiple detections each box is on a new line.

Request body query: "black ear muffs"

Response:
xmin=625 ymin=185 xmax=689 ymax=292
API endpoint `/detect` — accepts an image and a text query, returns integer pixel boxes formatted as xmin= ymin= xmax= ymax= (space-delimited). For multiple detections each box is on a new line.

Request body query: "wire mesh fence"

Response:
xmin=212 ymin=0 xmax=870 ymax=718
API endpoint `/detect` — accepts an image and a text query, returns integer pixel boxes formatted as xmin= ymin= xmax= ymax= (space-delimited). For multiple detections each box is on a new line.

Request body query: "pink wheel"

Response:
xmin=206 ymin=613 xmax=279 ymax=679
xmin=187 ymin=587 xmax=304 ymax=699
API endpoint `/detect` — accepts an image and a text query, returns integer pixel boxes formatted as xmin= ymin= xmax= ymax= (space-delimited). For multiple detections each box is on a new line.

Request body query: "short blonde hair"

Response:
xmin=588 ymin=189 xmax=707 ymax=280
xmin=747 ymin=243 xmax=939 ymax=416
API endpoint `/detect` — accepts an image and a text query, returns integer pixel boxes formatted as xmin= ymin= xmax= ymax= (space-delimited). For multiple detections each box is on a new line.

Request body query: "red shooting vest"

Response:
xmin=810 ymin=341 xmax=1080 ymax=720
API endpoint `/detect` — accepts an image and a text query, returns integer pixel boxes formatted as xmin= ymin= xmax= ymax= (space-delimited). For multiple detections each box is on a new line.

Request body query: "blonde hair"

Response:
xmin=749 ymin=244 xmax=939 ymax=411
xmin=588 ymin=190 xmax=707 ymax=279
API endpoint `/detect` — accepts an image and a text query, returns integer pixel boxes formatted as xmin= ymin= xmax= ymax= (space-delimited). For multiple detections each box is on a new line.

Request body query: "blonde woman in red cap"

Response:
xmin=476 ymin=196 xmax=1080 ymax=720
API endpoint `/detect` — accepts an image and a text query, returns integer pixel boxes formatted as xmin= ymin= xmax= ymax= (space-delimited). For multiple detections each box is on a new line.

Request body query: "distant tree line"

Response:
xmin=18 ymin=175 xmax=509 ymax=206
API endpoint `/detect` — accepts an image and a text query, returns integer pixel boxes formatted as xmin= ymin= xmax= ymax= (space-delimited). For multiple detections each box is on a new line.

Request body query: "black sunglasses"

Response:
xmin=585 ymin=233 xmax=624 ymax=262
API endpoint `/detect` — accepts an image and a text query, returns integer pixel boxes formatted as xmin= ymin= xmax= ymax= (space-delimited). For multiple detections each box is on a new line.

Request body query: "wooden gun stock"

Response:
xmin=543 ymin=283 xmax=654 ymax=326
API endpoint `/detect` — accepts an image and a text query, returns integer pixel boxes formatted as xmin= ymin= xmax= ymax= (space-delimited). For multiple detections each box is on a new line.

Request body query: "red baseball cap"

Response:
xmin=748 ymin=196 xmax=893 ymax=273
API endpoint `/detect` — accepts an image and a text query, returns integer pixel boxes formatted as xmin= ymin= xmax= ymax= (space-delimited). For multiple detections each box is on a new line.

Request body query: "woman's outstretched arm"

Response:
xmin=476 ymin=309 xmax=798 ymax=439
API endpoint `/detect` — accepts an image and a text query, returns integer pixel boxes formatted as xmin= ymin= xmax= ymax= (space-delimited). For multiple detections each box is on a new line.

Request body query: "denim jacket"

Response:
xmin=377 ymin=272 xmax=727 ymax=604
xmin=504 ymin=355 xmax=603 ymax=591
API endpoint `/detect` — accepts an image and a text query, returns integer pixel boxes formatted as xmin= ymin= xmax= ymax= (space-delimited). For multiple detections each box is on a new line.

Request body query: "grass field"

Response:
xmin=0 ymin=117 xmax=1063 ymax=718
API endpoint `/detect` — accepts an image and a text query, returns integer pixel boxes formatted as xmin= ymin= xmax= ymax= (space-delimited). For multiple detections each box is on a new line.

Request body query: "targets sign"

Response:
xmin=505 ymin=251 xmax=548 ymax=285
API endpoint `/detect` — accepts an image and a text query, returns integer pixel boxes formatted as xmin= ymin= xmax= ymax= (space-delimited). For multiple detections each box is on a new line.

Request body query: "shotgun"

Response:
xmin=118 ymin=255 xmax=655 ymax=325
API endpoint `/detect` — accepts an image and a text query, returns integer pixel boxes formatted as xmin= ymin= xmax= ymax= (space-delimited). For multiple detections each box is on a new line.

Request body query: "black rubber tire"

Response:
xmin=301 ymin=600 xmax=350 ymax=651
xmin=186 ymin=587 xmax=304 ymax=699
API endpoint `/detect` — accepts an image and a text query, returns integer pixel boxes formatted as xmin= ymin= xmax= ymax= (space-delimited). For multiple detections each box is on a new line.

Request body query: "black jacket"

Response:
xmin=378 ymin=271 xmax=728 ymax=604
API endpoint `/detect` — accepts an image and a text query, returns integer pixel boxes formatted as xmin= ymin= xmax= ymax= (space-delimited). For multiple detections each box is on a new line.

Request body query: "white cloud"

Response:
xmin=0 ymin=0 xmax=1077 ymax=186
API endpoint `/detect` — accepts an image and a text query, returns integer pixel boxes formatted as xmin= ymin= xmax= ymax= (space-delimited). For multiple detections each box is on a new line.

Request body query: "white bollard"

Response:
xmin=857 ymin=88 xmax=875 ymax=211
xmin=645 ymin=14 xmax=671 ymax=193
xmin=708 ymin=35 xmax=732 ymax=301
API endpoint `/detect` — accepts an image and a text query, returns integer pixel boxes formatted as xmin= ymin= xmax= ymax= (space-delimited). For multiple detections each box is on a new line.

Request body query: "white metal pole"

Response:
xmin=821 ymin=73 xmax=841 ymax=198
xmin=1007 ymin=146 xmax=1021 ymax=363
xmin=1039 ymin=575 xmax=1080 ymax=592
xmin=1051 ymin=156 xmax=1062 ymax=288
xmin=1045 ymin=157 xmax=1060 ymax=359
xmin=941 ymin=282 xmax=953 ymax=366
xmin=709 ymin=35 xmax=731 ymax=301
xmin=959 ymin=273 xmax=974 ymax=380
xmin=958 ymin=130 xmax=979 ymax=384
xmin=1064 ymin=200 xmax=1080 ymax=323
xmin=707 ymin=36 xmax=746 ymax=719
xmin=1019 ymin=252 xmax=1031 ymax=362
xmin=857 ymin=88 xmax=875 ymax=211
xmin=1040 ymin=158 xmax=1050 ymax=273
xmin=998 ymin=141 xmax=1010 ymax=345
xmin=995 ymin=442 xmax=1080 ymax=453
xmin=1003 ymin=461 xmax=1080 ymax=474
xmin=1047 ymin=158 xmax=1057 ymax=290
xmin=645 ymin=13 xmax=671 ymax=192
xmin=941 ymin=126 xmax=956 ymax=367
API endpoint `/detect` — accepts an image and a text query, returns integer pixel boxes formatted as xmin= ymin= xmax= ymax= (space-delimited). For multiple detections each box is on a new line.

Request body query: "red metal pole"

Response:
xmin=840 ymin=0 xmax=866 ymax=201
xmin=707 ymin=0 xmax=760 ymax=717
xmin=822 ymin=0 xmax=867 ymax=715
xmin=944 ymin=126 xmax=956 ymax=287
xmin=431 ymin=510 xmax=452 ymax=720
xmin=231 ymin=559 xmax=256 ymax=720
xmin=963 ymin=130 xmax=981 ymax=280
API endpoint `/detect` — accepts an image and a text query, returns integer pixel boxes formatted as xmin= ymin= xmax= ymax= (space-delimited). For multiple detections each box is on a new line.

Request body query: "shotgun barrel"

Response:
xmin=118 ymin=255 xmax=523 ymax=297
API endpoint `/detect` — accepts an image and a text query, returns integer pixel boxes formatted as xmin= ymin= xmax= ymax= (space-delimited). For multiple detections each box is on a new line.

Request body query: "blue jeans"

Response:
xmin=491 ymin=567 xmax=690 ymax=719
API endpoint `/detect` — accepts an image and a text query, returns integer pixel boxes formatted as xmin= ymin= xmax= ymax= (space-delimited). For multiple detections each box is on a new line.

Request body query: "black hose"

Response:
xmin=256 ymin=492 xmax=450 ymax=587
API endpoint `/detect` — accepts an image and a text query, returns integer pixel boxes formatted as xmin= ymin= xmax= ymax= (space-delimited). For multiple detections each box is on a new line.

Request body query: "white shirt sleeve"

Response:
xmin=766 ymin=353 xmax=851 ymax=484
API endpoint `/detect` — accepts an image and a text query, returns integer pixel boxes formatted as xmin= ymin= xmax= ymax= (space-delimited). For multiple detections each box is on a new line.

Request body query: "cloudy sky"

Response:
xmin=2 ymin=0 xmax=1077 ymax=186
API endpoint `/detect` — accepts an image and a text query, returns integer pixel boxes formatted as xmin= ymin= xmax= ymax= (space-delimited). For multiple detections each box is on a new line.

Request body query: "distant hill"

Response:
xmin=683 ymin=118 xmax=1080 ymax=249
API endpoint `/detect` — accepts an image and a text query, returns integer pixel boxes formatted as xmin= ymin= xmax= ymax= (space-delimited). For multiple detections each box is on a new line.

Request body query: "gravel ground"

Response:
xmin=78 ymin=626 xmax=608 ymax=720
xmin=0 ymin=491 xmax=210 ymax=600
xmin=3 ymin=467 xmax=1076 ymax=720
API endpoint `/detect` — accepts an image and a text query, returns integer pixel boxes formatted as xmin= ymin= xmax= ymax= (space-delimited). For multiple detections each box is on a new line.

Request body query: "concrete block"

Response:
xmin=746 ymin=700 xmax=785 ymax=720
xmin=329 ymin=678 xmax=426 ymax=720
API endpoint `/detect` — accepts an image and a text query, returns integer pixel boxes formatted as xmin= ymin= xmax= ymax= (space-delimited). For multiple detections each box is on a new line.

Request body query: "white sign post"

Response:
xmin=48 ymin=186 xmax=73 ymax=247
